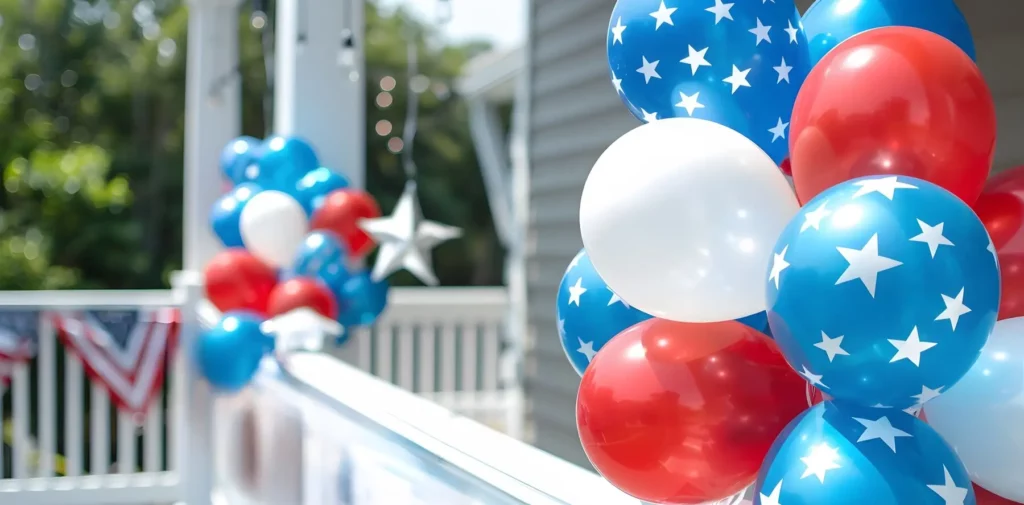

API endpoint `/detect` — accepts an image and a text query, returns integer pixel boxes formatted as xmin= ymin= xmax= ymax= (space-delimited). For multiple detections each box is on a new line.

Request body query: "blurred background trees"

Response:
xmin=0 ymin=0 xmax=503 ymax=290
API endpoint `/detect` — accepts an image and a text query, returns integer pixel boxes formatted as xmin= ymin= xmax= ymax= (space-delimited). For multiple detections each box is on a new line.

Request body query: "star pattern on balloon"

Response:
xmin=358 ymin=182 xmax=462 ymax=286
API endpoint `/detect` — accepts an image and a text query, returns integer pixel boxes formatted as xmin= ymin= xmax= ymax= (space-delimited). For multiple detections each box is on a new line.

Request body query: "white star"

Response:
xmin=610 ymin=16 xmax=627 ymax=45
xmin=800 ymin=443 xmax=841 ymax=483
xmin=680 ymin=45 xmax=711 ymax=75
xmin=557 ymin=318 xmax=566 ymax=337
xmin=567 ymin=278 xmax=587 ymax=306
xmin=988 ymin=236 xmax=998 ymax=264
xmin=705 ymin=0 xmax=734 ymax=24
xmin=769 ymin=118 xmax=789 ymax=142
xmin=768 ymin=245 xmax=790 ymax=289
xmin=608 ymin=290 xmax=631 ymax=308
xmin=749 ymin=18 xmax=772 ymax=45
xmin=913 ymin=385 xmax=944 ymax=405
xmin=640 ymin=108 xmax=659 ymax=123
xmin=611 ymin=73 xmax=623 ymax=94
xmin=910 ymin=220 xmax=954 ymax=258
xmin=801 ymin=201 xmax=832 ymax=233
xmin=851 ymin=176 xmax=919 ymax=200
xmin=577 ymin=338 xmax=598 ymax=362
xmin=784 ymin=19 xmax=800 ymax=43
xmin=636 ymin=56 xmax=661 ymax=84
xmin=649 ymin=1 xmax=677 ymax=30
xmin=763 ymin=0 xmax=775 ymax=3
xmin=760 ymin=480 xmax=783 ymax=505
xmin=927 ymin=466 xmax=969 ymax=505
xmin=359 ymin=182 xmax=462 ymax=286
xmin=774 ymin=57 xmax=793 ymax=83
xmin=675 ymin=91 xmax=705 ymax=116
xmin=835 ymin=234 xmax=903 ymax=297
xmin=889 ymin=326 xmax=937 ymax=367
xmin=800 ymin=365 xmax=828 ymax=390
xmin=567 ymin=251 xmax=584 ymax=271
xmin=871 ymin=403 xmax=893 ymax=409
xmin=723 ymin=65 xmax=751 ymax=94
xmin=935 ymin=287 xmax=971 ymax=331
xmin=904 ymin=405 xmax=923 ymax=417
xmin=853 ymin=416 xmax=912 ymax=452
xmin=814 ymin=332 xmax=849 ymax=362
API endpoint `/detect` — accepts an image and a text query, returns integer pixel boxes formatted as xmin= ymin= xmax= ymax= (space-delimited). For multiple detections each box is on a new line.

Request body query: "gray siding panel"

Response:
xmin=524 ymin=0 xmax=1024 ymax=470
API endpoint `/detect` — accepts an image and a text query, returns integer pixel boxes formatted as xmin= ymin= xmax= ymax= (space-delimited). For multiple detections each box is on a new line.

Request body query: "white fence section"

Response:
xmin=0 ymin=286 xmax=516 ymax=505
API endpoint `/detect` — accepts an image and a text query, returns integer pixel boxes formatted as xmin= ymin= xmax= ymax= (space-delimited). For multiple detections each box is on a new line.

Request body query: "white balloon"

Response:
xmin=239 ymin=190 xmax=309 ymax=268
xmin=579 ymin=118 xmax=799 ymax=323
xmin=925 ymin=316 xmax=1024 ymax=502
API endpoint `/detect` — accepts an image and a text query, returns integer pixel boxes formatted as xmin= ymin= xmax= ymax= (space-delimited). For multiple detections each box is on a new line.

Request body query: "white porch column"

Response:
xmin=275 ymin=0 xmax=366 ymax=189
xmin=183 ymin=0 xmax=241 ymax=271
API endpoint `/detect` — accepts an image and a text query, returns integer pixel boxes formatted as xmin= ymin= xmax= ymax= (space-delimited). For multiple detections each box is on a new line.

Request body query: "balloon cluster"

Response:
xmin=562 ymin=1 xmax=1022 ymax=504
xmin=196 ymin=135 xmax=389 ymax=392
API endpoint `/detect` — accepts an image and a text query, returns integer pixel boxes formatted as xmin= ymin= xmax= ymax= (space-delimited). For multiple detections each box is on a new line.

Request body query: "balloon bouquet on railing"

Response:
xmin=563 ymin=1 xmax=1021 ymax=504
xmin=194 ymin=134 xmax=460 ymax=394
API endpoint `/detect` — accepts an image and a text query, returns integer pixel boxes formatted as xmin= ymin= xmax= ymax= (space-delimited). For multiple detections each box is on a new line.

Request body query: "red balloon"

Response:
xmin=976 ymin=484 xmax=1022 ymax=505
xmin=267 ymin=277 xmax=339 ymax=320
xmin=974 ymin=166 xmax=1024 ymax=320
xmin=309 ymin=189 xmax=381 ymax=257
xmin=790 ymin=27 xmax=996 ymax=205
xmin=576 ymin=319 xmax=806 ymax=504
xmin=204 ymin=249 xmax=278 ymax=315
xmin=779 ymin=157 xmax=793 ymax=177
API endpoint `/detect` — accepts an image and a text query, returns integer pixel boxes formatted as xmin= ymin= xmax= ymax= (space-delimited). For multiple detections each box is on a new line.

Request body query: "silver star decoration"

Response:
xmin=358 ymin=182 xmax=462 ymax=286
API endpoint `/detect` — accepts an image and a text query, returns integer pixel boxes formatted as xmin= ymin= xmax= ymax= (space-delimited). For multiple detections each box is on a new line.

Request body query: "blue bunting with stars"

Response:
xmin=767 ymin=176 xmax=1000 ymax=412
xmin=754 ymin=401 xmax=975 ymax=505
xmin=556 ymin=249 xmax=652 ymax=376
xmin=607 ymin=0 xmax=812 ymax=164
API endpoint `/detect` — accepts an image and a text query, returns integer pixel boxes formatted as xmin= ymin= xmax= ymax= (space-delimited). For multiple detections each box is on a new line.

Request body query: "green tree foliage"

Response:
xmin=0 ymin=0 xmax=503 ymax=290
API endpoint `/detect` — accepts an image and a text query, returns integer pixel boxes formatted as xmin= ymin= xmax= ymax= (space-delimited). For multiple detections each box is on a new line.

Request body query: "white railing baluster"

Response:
xmin=144 ymin=396 xmax=164 ymax=472
xmin=37 ymin=317 xmax=56 ymax=478
xmin=64 ymin=352 xmax=84 ymax=477
xmin=169 ymin=351 xmax=185 ymax=473
xmin=461 ymin=323 xmax=479 ymax=409
xmin=12 ymin=362 xmax=30 ymax=479
xmin=355 ymin=327 xmax=373 ymax=371
xmin=440 ymin=322 xmax=457 ymax=394
xmin=396 ymin=323 xmax=415 ymax=391
xmin=117 ymin=412 xmax=136 ymax=474
xmin=482 ymin=321 xmax=500 ymax=392
xmin=90 ymin=383 xmax=110 ymax=475
xmin=417 ymin=325 xmax=436 ymax=393
xmin=375 ymin=325 xmax=393 ymax=383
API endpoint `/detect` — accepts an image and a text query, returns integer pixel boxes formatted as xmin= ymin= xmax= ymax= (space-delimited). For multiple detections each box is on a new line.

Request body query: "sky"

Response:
xmin=377 ymin=0 xmax=526 ymax=49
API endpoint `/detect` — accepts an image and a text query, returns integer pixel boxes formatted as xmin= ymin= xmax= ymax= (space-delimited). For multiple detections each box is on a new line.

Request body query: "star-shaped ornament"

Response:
xmin=358 ymin=182 xmax=462 ymax=286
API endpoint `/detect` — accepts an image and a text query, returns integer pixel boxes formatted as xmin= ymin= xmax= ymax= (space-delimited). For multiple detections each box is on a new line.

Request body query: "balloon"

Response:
xmin=577 ymin=319 xmax=806 ymax=504
xmin=267 ymin=277 xmax=339 ymax=320
xmin=789 ymin=27 xmax=995 ymax=206
xmin=924 ymin=317 xmax=1024 ymax=502
xmin=194 ymin=312 xmax=273 ymax=392
xmin=292 ymin=167 xmax=351 ymax=215
xmin=801 ymin=0 xmax=975 ymax=66
xmin=767 ymin=175 xmax=1000 ymax=411
xmin=975 ymin=485 xmax=1022 ymax=505
xmin=203 ymin=249 xmax=278 ymax=315
xmin=220 ymin=136 xmax=262 ymax=185
xmin=210 ymin=183 xmax=261 ymax=248
xmin=974 ymin=166 xmax=1024 ymax=320
xmin=606 ymin=0 xmax=811 ymax=164
xmin=291 ymin=231 xmax=351 ymax=288
xmin=579 ymin=118 xmax=800 ymax=323
xmin=310 ymin=189 xmax=382 ymax=258
xmin=252 ymin=135 xmax=320 ymax=191
xmin=556 ymin=249 xmax=652 ymax=376
xmin=239 ymin=190 xmax=310 ymax=268
xmin=754 ymin=401 xmax=975 ymax=505
xmin=335 ymin=270 xmax=389 ymax=328
xmin=737 ymin=311 xmax=770 ymax=335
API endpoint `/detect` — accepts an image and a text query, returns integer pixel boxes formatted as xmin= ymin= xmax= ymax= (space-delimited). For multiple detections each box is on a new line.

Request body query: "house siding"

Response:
xmin=523 ymin=0 xmax=1024 ymax=468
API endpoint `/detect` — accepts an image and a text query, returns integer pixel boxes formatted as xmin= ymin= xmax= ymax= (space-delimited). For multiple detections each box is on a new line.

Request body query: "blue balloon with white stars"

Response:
xmin=210 ymin=183 xmax=262 ymax=248
xmin=801 ymin=0 xmax=975 ymax=67
xmin=291 ymin=231 xmax=351 ymax=288
xmin=220 ymin=136 xmax=263 ymax=185
xmin=754 ymin=401 xmax=975 ymax=505
xmin=556 ymin=249 xmax=653 ymax=376
xmin=292 ymin=167 xmax=351 ymax=215
xmin=252 ymin=135 xmax=320 ymax=192
xmin=335 ymin=270 xmax=389 ymax=328
xmin=767 ymin=175 xmax=1000 ymax=411
xmin=606 ymin=0 xmax=812 ymax=164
